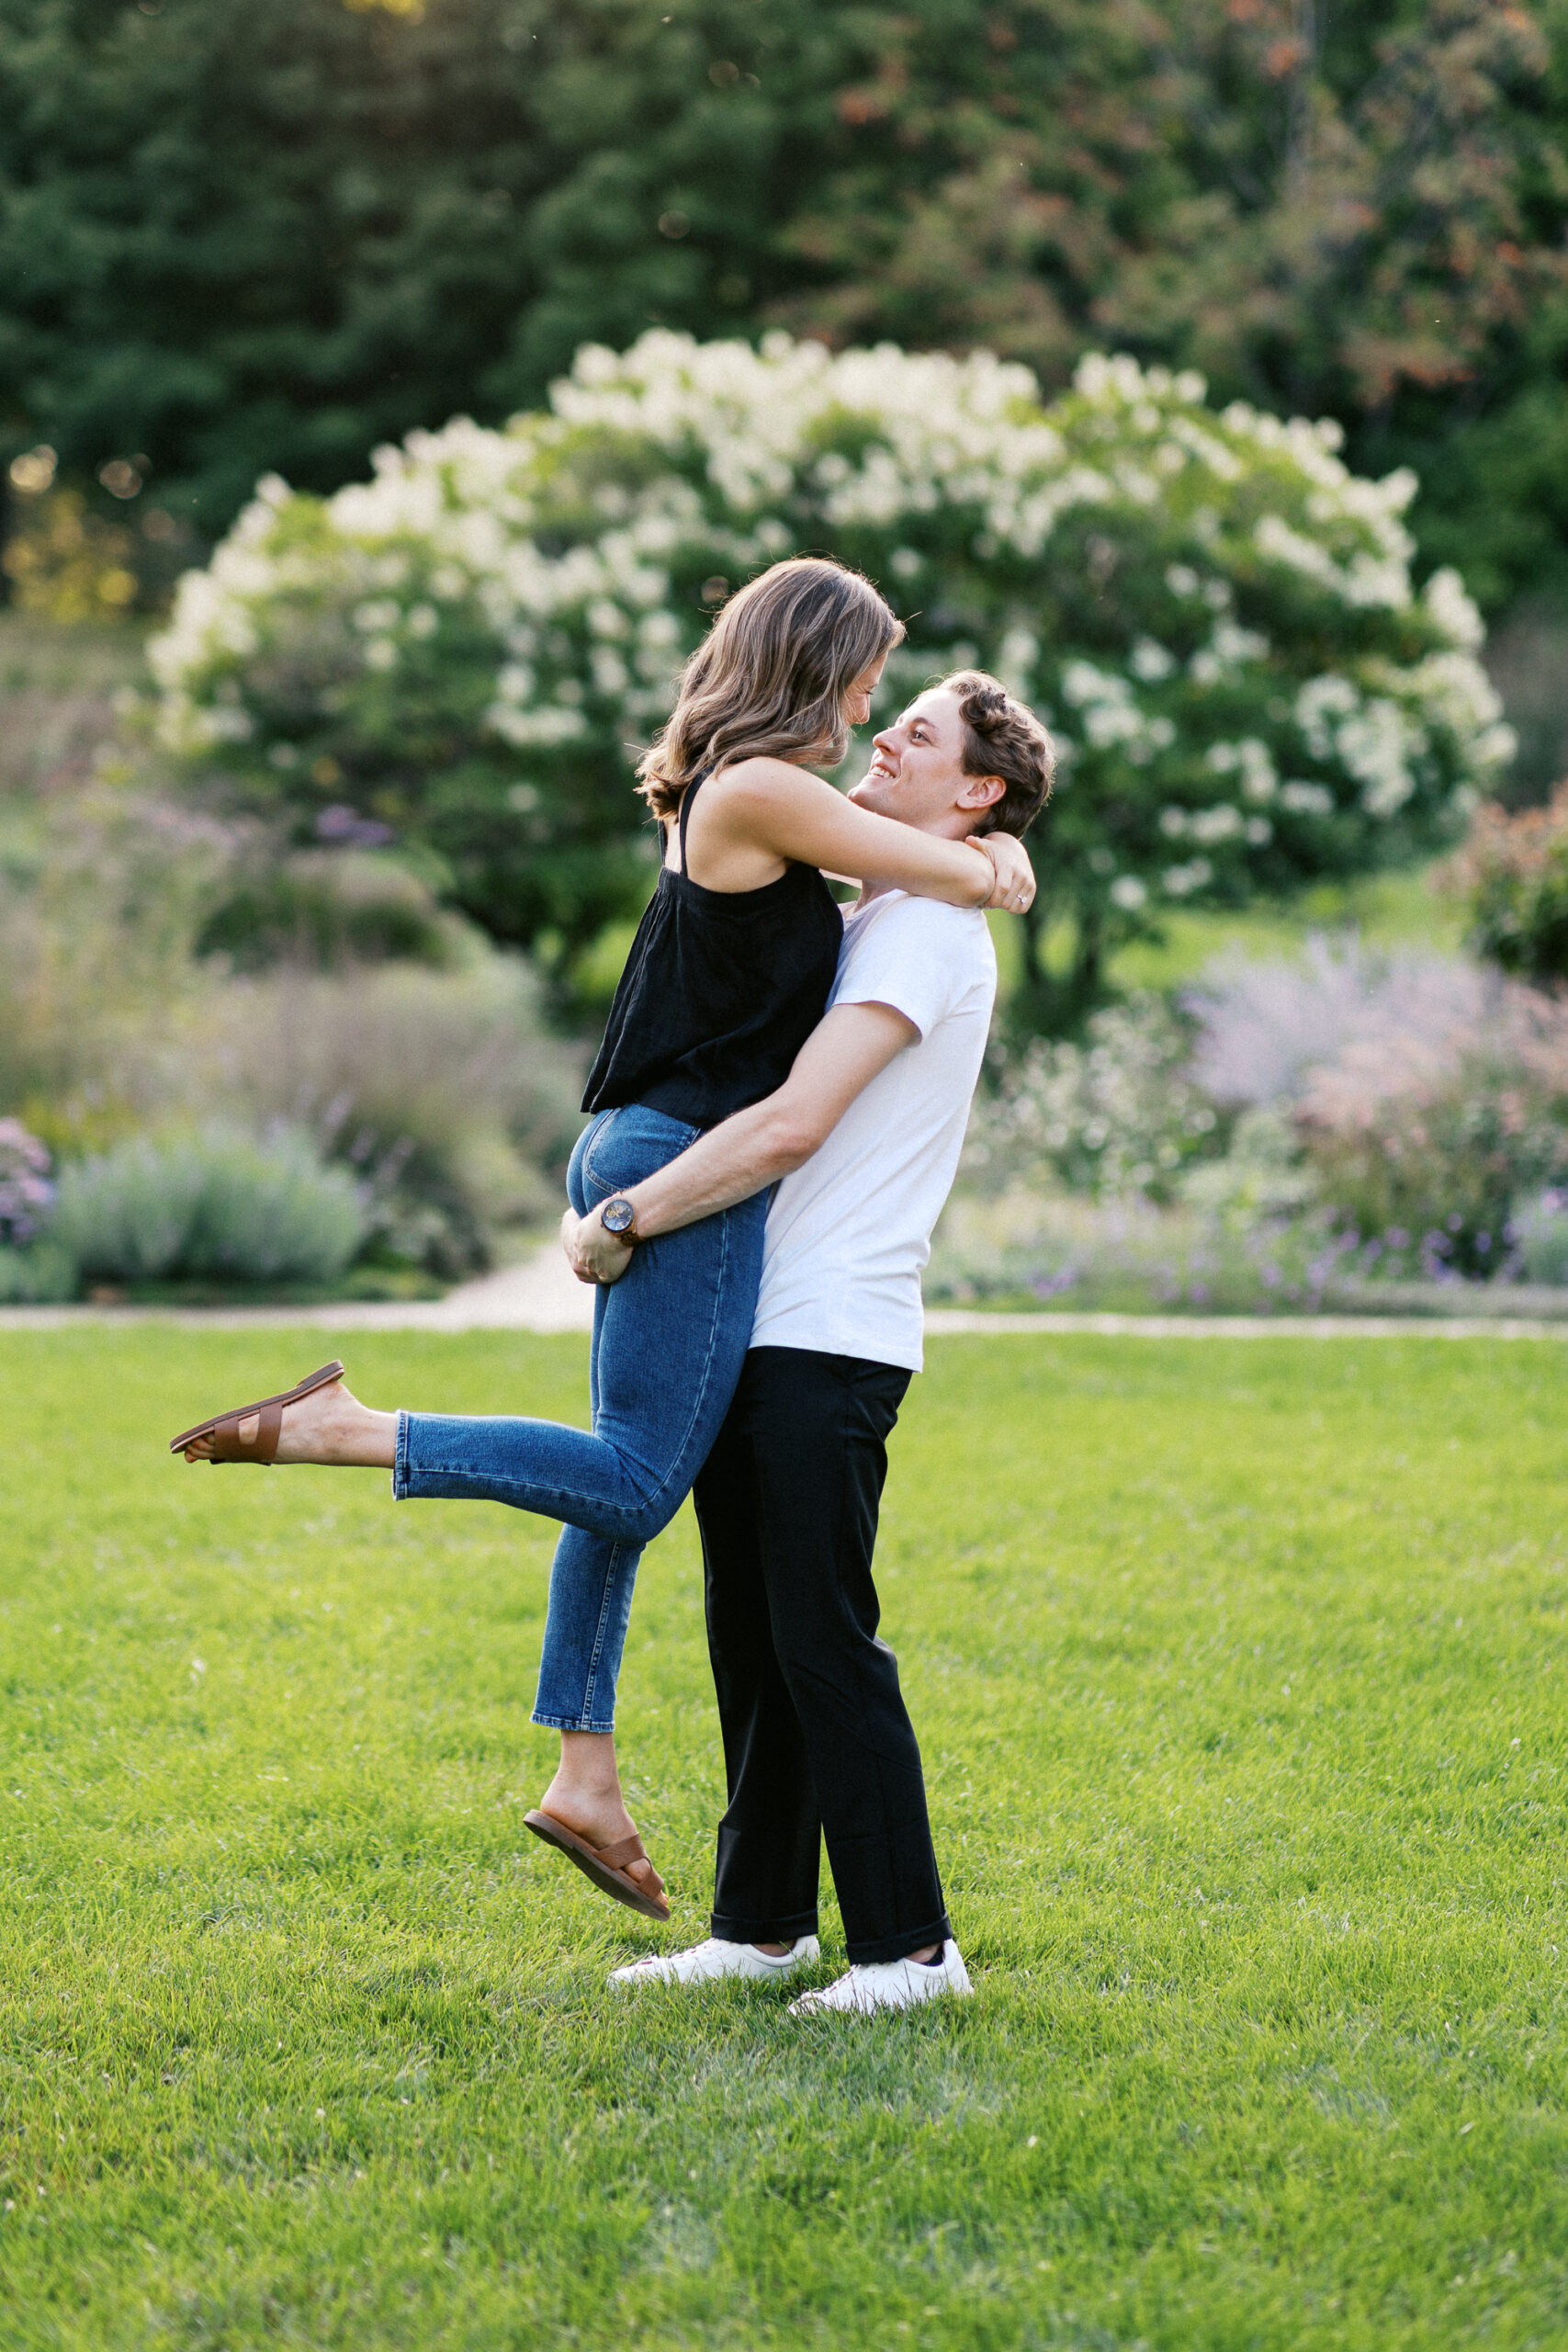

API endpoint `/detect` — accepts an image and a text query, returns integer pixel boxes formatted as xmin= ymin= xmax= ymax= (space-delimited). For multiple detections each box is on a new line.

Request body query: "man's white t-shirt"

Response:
xmin=749 ymin=890 xmax=997 ymax=1374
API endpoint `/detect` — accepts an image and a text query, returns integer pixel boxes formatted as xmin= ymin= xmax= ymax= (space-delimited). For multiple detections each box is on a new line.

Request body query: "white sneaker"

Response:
xmin=609 ymin=1935 xmax=819 ymax=1987
xmin=787 ymin=1938 xmax=972 ymax=2016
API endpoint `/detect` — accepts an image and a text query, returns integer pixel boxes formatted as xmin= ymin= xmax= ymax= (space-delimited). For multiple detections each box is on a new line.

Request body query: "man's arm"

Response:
xmin=564 ymin=1001 xmax=917 ymax=1283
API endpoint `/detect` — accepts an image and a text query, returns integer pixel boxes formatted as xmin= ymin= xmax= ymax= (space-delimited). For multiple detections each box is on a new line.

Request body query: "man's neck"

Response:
xmin=857 ymin=817 xmax=976 ymax=908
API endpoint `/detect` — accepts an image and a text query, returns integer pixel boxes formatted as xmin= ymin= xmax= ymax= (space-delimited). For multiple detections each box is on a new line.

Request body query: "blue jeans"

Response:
xmin=393 ymin=1105 xmax=769 ymax=1732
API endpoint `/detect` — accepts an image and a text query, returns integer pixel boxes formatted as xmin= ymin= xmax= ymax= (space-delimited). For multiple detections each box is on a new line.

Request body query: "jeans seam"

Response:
xmin=577 ymin=1538 xmax=626 ymax=1726
xmin=402 ymin=1463 xmax=692 ymax=1556
xmin=582 ymin=1108 xmax=700 ymax=1197
xmin=578 ymin=1109 xmax=613 ymax=1196
xmin=626 ymin=1198 xmax=733 ymax=1523
xmin=568 ymin=1108 xmax=737 ymax=1538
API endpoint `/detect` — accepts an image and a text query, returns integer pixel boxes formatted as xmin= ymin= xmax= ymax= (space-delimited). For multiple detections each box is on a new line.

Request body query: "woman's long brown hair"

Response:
xmin=636 ymin=557 xmax=904 ymax=820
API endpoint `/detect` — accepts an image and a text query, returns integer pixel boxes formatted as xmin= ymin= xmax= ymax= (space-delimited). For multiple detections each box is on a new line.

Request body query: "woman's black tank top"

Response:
xmin=581 ymin=771 xmax=844 ymax=1130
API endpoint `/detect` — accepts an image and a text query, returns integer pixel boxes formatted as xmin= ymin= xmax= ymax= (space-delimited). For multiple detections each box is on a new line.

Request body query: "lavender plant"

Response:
xmin=1296 ymin=989 xmax=1568 ymax=1280
xmin=0 ymin=1118 xmax=53 ymax=1244
xmin=52 ymin=1129 xmax=366 ymax=1289
xmin=1185 ymin=934 xmax=1495 ymax=1108
xmin=945 ymin=940 xmax=1568 ymax=1305
xmin=928 ymin=1184 xmax=1359 ymax=1316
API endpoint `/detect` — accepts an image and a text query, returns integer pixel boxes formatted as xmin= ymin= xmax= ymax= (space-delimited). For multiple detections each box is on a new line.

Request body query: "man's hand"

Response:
xmin=560 ymin=1204 xmax=595 ymax=1285
xmin=562 ymin=1201 xmax=636 ymax=1285
xmin=967 ymin=831 xmax=1034 ymax=914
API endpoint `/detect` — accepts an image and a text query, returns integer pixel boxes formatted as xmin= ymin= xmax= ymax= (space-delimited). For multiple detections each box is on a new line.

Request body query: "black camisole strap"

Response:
xmin=676 ymin=767 xmax=713 ymax=876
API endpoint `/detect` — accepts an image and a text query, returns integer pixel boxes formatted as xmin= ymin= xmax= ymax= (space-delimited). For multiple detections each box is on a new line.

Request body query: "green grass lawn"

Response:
xmin=3 ymin=1329 xmax=1565 ymax=2349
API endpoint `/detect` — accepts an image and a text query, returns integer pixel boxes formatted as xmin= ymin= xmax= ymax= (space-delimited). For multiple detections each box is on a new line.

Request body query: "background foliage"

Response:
xmin=148 ymin=333 xmax=1513 ymax=1012
xmin=938 ymin=925 xmax=1568 ymax=1310
xmin=1445 ymin=782 xmax=1568 ymax=983
xmin=2 ymin=0 xmax=1568 ymax=614
xmin=0 ymin=618 xmax=583 ymax=1293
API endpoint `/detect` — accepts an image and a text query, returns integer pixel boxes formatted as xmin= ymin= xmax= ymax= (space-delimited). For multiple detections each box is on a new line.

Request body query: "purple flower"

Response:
xmin=1032 ymin=1268 xmax=1078 ymax=1300
xmin=315 ymin=804 xmax=395 ymax=847
xmin=0 ymin=1119 xmax=54 ymax=1246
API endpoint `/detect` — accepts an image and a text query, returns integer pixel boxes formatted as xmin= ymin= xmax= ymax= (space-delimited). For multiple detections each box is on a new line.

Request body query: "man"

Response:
xmin=567 ymin=670 xmax=1053 ymax=2014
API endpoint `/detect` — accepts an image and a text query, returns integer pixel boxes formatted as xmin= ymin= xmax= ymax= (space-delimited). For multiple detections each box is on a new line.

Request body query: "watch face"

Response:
xmin=603 ymin=1197 xmax=635 ymax=1235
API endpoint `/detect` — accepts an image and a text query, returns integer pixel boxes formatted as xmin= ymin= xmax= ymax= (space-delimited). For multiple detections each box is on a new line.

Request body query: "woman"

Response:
xmin=172 ymin=558 xmax=1035 ymax=1919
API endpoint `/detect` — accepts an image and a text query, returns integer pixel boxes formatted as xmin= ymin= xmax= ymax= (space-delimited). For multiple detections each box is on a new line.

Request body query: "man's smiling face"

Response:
xmin=847 ymin=686 xmax=1003 ymax=840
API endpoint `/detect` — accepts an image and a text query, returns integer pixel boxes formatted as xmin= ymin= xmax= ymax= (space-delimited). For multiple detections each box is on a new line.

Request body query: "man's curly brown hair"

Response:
xmin=938 ymin=669 xmax=1055 ymax=839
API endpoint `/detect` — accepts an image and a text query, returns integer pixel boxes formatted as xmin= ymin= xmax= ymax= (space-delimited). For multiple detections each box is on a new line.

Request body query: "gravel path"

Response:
xmin=1 ymin=1243 xmax=1565 ymax=1338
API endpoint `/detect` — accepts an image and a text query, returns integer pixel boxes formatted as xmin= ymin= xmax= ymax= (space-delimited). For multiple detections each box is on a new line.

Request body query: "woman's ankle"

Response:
xmin=555 ymin=1728 xmax=622 ymax=1794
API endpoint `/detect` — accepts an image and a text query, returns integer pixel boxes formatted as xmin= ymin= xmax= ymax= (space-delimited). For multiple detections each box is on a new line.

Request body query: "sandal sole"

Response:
xmin=524 ymin=1808 xmax=671 ymax=1922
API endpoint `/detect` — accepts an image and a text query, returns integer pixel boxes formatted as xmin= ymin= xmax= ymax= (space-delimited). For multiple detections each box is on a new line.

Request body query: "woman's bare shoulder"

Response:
xmin=705 ymin=756 xmax=829 ymax=809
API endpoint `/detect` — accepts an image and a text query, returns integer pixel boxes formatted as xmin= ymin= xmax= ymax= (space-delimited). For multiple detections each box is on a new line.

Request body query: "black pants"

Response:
xmin=691 ymin=1345 xmax=950 ymax=1965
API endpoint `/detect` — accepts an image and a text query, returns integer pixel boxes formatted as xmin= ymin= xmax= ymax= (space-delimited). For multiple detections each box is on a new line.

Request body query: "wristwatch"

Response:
xmin=600 ymin=1195 xmax=639 ymax=1243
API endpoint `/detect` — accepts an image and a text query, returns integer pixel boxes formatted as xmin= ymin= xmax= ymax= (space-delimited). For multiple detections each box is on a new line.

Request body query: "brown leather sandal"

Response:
xmin=524 ymin=1807 xmax=671 ymax=1922
xmin=169 ymin=1361 xmax=346 ymax=1464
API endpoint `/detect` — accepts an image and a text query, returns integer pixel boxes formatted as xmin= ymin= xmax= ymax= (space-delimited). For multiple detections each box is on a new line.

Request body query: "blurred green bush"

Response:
xmin=203 ymin=959 xmax=582 ymax=1278
xmin=52 ymin=1129 xmax=365 ymax=1289
xmin=0 ymin=1240 xmax=75 ymax=1303
xmin=1513 ymin=1192 xmax=1568 ymax=1287
xmin=196 ymin=850 xmax=466 ymax=974
xmin=0 ymin=650 xmax=584 ymax=1288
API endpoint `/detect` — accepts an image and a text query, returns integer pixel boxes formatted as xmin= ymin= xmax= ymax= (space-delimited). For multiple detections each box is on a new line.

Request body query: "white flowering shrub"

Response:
xmin=962 ymin=997 xmax=1221 ymax=1203
xmin=150 ymin=332 xmax=1514 ymax=979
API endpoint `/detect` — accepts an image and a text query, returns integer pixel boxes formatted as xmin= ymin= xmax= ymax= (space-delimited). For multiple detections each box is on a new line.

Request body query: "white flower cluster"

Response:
xmin=149 ymin=331 xmax=1513 ymax=919
xmin=964 ymin=990 xmax=1220 ymax=1201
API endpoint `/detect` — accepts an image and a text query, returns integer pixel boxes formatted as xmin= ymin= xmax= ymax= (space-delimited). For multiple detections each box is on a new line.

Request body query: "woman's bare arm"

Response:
xmin=702 ymin=760 xmax=1034 ymax=910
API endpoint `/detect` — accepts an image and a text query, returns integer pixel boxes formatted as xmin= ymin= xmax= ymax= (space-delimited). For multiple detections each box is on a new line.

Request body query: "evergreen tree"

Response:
xmin=1 ymin=0 xmax=1564 ymax=600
